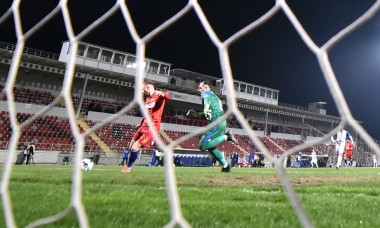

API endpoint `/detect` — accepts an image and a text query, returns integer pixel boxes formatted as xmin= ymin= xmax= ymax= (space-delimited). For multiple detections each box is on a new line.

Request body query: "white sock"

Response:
xmin=337 ymin=155 xmax=342 ymax=167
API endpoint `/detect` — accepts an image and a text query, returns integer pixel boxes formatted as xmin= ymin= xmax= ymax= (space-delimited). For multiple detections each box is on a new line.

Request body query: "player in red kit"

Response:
xmin=122 ymin=80 xmax=170 ymax=172
xmin=344 ymin=138 xmax=354 ymax=169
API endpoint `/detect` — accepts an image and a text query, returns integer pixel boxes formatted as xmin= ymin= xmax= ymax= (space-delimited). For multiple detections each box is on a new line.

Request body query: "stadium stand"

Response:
xmin=0 ymin=41 xmax=375 ymax=167
xmin=0 ymin=105 xmax=373 ymax=167
xmin=0 ymin=96 xmax=371 ymax=166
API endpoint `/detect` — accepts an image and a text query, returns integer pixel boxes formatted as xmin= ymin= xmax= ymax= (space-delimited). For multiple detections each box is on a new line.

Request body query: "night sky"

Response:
xmin=1 ymin=0 xmax=380 ymax=140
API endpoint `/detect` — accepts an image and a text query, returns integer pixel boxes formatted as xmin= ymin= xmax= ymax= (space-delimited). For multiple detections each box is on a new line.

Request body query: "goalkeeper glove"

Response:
xmin=205 ymin=110 xmax=212 ymax=120
xmin=186 ymin=110 xmax=202 ymax=118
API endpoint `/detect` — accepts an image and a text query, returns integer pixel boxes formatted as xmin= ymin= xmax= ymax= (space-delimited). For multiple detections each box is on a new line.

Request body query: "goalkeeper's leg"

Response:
xmin=199 ymin=121 xmax=227 ymax=150
xmin=207 ymin=147 xmax=227 ymax=167
xmin=199 ymin=122 xmax=230 ymax=169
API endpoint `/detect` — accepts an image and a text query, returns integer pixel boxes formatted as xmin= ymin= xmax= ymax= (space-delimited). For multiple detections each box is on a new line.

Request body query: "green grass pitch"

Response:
xmin=1 ymin=165 xmax=380 ymax=227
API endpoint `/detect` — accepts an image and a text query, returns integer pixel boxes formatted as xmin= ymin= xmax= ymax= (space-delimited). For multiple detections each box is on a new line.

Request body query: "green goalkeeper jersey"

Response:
xmin=201 ymin=90 xmax=223 ymax=123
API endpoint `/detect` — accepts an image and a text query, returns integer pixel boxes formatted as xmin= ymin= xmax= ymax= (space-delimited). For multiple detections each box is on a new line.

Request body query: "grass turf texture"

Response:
xmin=1 ymin=166 xmax=380 ymax=227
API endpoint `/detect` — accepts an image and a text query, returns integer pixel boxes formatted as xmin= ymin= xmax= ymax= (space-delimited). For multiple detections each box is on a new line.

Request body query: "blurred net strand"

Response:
xmin=225 ymin=3 xmax=281 ymax=47
xmin=1 ymin=37 xmax=26 ymax=228
xmin=1 ymin=0 xmax=380 ymax=228
xmin=64 ymin=42 xmax=89 ymax=228
xmin=124 ymin=1 xmax=199 ymax=226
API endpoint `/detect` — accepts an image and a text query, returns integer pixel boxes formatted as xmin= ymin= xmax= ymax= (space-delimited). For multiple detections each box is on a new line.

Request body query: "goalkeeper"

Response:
xmin=187 ymin=80 xmax=238 ymax=172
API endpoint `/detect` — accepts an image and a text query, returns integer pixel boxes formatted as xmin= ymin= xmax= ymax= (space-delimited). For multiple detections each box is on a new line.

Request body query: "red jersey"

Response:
xmin=133 ymin=91 xmax=170 ymax=147
xmin=141 ymin=91 xmax=171 ymax=127
xmin=345 ymin=142 xmax=354 ymax=158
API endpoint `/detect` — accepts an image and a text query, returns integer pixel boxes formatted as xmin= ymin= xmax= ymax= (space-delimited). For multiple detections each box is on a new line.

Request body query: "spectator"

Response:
xmin=295 ymin=152 xmax=301 ymax=168
xmin=119 ymin=149 xmax=129 ymax=166
xmin=21 ymin=142 xmax=35 ymax=165
xmin=373 ymin=154 xmax=378 ymax=168
xmin=174 ymin=155 xmax=182 ymax=167
xmin=231 ymin=152 xmax=237 ymax=167
xmin=153 ymin=147 xmax=163 ymax=166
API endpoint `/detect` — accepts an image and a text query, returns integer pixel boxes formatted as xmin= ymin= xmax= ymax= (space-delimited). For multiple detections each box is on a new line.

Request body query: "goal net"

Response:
xmin=1 ymin=0 xmax=380 ymax=228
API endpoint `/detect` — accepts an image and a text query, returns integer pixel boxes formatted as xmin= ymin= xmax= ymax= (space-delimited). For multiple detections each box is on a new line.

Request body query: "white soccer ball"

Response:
xmin=80 ymin=158 xmax=94 ymax=171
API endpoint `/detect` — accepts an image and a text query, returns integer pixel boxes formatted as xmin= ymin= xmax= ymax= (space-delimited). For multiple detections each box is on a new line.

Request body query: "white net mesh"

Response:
xmin=1 ymin=0 xmax=380 ymax=228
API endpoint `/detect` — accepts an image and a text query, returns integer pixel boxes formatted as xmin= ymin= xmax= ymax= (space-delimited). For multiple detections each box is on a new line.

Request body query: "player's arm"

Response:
xmin=330 ymin=136 xmax=336 ymax=144
xmin=145 ymin=92 xmax=168 ymax=111
xmin=201 ymin=93 xmax=213 ymax=120
xmin=187 ymin=100 xmax=212 ymax=120
xmin=155 ymin=91 xmax=171 ymax=100
xmin=202 ymin=103 xmax=212 ymax=120
xmin=347 ymin=132 xmax=355 ymax=147
xmin=186 ymin=110 xmax=204 ymax=118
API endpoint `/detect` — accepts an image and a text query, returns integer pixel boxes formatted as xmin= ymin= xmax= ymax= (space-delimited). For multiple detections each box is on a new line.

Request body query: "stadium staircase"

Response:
xmin=77 ymin=119 xmax=114 ymax=156
xmin=160 ymin=130 xmax=182 ymax=148
xmin=234 ymin=143 xmax=250 ymax=156
xmin=265 ymin=136 xmax=286 ymax=154
xmin=236 ymin=135 xmax=256 ymax=152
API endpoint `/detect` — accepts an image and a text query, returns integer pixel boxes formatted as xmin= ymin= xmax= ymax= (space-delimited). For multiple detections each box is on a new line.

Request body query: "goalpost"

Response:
xmin=1 ymin=0 xmax=380 ymax=228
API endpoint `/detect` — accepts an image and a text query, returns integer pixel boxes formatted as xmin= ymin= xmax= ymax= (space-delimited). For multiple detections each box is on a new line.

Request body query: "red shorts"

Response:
xmin=132 ymin=124 xmax=160 ymax=147
xmin=345 ymin=151 xmax=352 ymax=160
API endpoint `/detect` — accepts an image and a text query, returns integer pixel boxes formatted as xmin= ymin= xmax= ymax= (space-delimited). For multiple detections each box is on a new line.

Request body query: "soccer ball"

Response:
xmin=80 ymin=158 xmax=94 ymax=171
